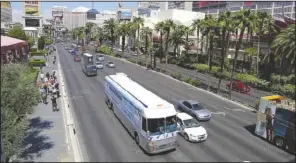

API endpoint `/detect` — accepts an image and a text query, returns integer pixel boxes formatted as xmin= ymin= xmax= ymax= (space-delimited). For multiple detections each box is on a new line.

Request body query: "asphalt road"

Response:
xmin=57 ymin=44 xmax=295 ymax=162
xmin=119 ymin=52 xmax=271 ymax=108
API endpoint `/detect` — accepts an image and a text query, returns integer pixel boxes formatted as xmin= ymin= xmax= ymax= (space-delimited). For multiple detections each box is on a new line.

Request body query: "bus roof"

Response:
xmin=83 ymin=53 xmax=93 ymax=57
xmin=108 ymin=73 xmax=173 ymax=110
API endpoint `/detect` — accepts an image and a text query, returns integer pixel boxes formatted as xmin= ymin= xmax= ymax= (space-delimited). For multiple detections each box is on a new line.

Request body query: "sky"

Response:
xmin=11 ymin=2 xmax=137 ymax=22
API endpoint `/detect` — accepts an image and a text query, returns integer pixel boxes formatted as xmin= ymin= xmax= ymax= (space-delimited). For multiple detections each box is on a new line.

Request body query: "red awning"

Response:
xmin=1 ymin=36 xmax=28 ymax=54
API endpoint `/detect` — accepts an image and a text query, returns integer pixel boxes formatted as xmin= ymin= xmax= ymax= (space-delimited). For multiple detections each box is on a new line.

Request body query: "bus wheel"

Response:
xmin=275 ymin=137 xmax=284 ymax=148
xmin=134 ymin=132 xmax=139 ymax=145
xmin=109 ymin=103 xmax=113 ymax=110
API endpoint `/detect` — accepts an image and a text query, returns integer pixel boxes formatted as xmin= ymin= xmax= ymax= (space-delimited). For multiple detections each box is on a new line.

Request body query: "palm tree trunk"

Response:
xmin=145 ymin=34 xmax=148 ymax=67
xmin=224 ymin=31 xmax=230 ymax=70
xmin=196 ymin=28 xmax=200 ymax=64
xmin=160 ymin=32 xmax=163 ymax=61
xmin=208 ymin=35 xmax=213 ymax=71
xmin=136 ymin=27 xmax=140 ymax=64
xmin=229 ymin=27 xmax=246 ymax=99
xmin=164 ymin=30 xmax=170 ymax=74
xmin=122 ymin=35 xmax=125 ymax=57
xmin=218 ymin=29 xmax=226 ymax=94
xmin=257 ymin=35 xmax=260 ymax=76
xmin=185 ymin=33 xmax=189 ymax=56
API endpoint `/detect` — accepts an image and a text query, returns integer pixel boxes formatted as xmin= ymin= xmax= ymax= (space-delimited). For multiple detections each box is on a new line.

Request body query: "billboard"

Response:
xmin=52 ymin=10 xmax=63 ymax=17
xmin=138 ymin=8 xmax=151 ymax=17
xmin=24 ymin=1 xmax=40 ymax=16
xmin=118 ymin=8 xmax=132 ymax=20
xmin=1 ymin=2 xmax=11 ymax=9
xmin=25 ymin=19 xmax=40 ymax=27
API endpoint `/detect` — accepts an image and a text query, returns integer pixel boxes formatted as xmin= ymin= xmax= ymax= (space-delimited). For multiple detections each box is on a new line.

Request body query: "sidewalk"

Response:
xmin=19 ymin=54 xmax=73 ymax=162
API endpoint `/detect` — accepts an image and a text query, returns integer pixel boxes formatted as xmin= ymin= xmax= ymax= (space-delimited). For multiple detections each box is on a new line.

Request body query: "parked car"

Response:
xmin=96 ymin=54 xmax=104 ymax=61
xmin=95 ymin=62 xmax=103 ymax=69
xmin=74 ymin=55 xmax=81 ymax=62
xmin=68 ymin=49 xmax=73 ymax=53
xmin=226 ymin=80 xmax=251 ymax=94
xmin=61 ymin=42 xmax=64 ymax=45
xmin=177 ymin=100 xmax=211 ymax=121
xmin=106 ymin=61 xmax=115 ymax=68
xmin=176 ymin=113 xmax=208 ymax=142
xmin=71 ymin=50 xmax=76 ymax=55
xmin=65 ymin=46 xmax=68 ymax=50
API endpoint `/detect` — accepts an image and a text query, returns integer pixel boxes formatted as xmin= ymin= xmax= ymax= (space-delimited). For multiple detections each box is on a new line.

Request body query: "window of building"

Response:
xmin=284 ymin=7 xmax=292 ymax=13
xmin=285 ymin=14 xmax=291 ymax=18
xmin=292 ymin=13 xmax=295 ymax=18
xmin=230 ymin=7 xmax=241 ymax=11
xmin=274 ymin=2 xmax=282 ymax=7
xmin=274 ymin=8 xmax=283 ymax=13
xmin=209 ymin=9 xmax=218 ymax=13
xmin=284 ymin=2 xmax=293 ymax=6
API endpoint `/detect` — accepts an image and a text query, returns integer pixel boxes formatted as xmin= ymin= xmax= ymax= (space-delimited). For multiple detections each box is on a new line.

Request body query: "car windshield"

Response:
xmin=192 ymin=103 xmax=206 ymax=110
xmin=183 ymin=118 xmax=200 ymax=128
xmin=147 ymin=118 xmax=165 ymax=136
xmin=108 ymin=62 xmax=113 ymax=64
xmin=96 ymin=62 xmax=101 ymax=65
xmin=99 ymin=55 xmax=103 ymax=57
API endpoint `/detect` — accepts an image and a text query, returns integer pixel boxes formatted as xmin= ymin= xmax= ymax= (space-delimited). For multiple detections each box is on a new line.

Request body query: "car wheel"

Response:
xmin=134 ymin=132 xmax=140 ymax=145
xmin=275 ymin=137 xmax=285 ymax=149
xmin=184 ymin=134 xmax=189 ymax=141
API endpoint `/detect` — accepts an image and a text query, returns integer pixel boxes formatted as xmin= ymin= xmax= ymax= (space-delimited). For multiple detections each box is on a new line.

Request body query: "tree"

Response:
xmin=1 ymin=64 xmax=41 ymax=162
xmin=191 ymin=19 xmax=202 ymax=64
xmin=272 ymin=24 xmax=296 ymax=75
xmin=7 ymin=26 xmax=27 ymax=41
xmin=86 ymin=22 xmax=96 ymax=43
xmin=182 ymin=25 xmax=194 ymax=56
xmin=168 ymin=25 xmax=185 ymax=57
xmin=163 ymin=19 xmax=175 ymax=74
xmin=26 ymin=35 xmax=34 ymax=48
xmin=132 ymin=17 xmax=145 ymax=63
xmin=103 ymin=18 xmax=119 ymax=52
xmin=228 ymin=9 xmax=253 ymax=98
xmin=154 ymin=21 xmax=166 ymax=68
xmin=38 ymin=36 xmax=45 ymax=50
xmin=140 ymin=27 xmax=153 ymax=67
xmin=118 ymin=23 xmax=131 ymax=56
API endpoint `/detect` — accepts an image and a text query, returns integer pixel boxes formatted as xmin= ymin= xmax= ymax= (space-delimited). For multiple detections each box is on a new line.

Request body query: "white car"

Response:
xmin=96 ymin=54 xmax=104 ymax=61
xmin=106 ymin=61 xmax=115 ymax=68
xmin=176 ymin=113 xmax=207 ymax=142
xmin=117 ymin=48 xmax=122 ymax=52
xmin=96 ymin=62 xmax=103 ymax=69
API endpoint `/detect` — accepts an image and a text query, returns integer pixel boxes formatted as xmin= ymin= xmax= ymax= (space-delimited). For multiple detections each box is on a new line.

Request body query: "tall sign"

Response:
xmin=118 ymin=8 xmax=132 ymax=20
xmin=1 ymin=1 xmax=11 ymax=9
xmin=24 ymin=1 xmax=40 ymax=16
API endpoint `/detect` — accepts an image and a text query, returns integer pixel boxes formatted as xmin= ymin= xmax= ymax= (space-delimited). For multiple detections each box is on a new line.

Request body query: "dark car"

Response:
xmin=74 ymin=47 xmax=79 ymax=51
xmin=226 ymin=80 xmax=251 ymax=94
xmin=74 ymin=55 xmax=81 ymax=62
xmin=71 ymin=50 xmax=76 ymax=55
xmin=82 ymin=65 xmax=97 ymax=76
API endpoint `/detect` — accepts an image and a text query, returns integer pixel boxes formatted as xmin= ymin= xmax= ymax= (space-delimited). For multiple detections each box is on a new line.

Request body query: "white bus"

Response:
xmin=105 ymin=73 xmax=179 ymax=154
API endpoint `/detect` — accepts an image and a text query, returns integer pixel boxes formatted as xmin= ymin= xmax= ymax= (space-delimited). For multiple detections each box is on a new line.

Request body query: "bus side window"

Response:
xmin=142 ymin=117 xmax=147 ymax=131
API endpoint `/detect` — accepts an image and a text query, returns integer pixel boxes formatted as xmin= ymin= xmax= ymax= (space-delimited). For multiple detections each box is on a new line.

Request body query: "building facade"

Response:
xmin=52 ymin=6 xmax=67 ymax=37
xmin=158 ymin=2 xmax=193 ymax=11
xmin=87 ymin=10 xmax=117 ymax=27
xmin=1 ymin=2 xmax=12 ymax=23
xmin=192 ymin=1 xmax=295 ymax=19
xmin=63 ymin=12 xmax=87 ymax=30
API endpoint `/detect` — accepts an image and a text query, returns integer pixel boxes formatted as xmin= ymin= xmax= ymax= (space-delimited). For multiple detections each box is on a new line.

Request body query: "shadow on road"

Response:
xmin=20 ymin=117 xmax=54 ymax=161
xmin=244 ymin=124 xmax=256 ymax=136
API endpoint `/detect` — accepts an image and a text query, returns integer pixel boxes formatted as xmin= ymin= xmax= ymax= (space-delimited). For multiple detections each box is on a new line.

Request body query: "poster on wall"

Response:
xmin=24 ymin=1 xmax=40 ymax=16
xmin=25 ymin=19 xmax=40 ymax=27
xmin=1 ymin=2 xmax=11 ymax=9
xmin=118 ymin=8 xmax=132 ymax=20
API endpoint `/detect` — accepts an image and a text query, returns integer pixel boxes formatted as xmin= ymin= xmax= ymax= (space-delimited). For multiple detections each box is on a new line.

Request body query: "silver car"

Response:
xmin=106 ymin=61 xmax=115 ymax=68
xmin=96 ymin=62 xmax=103 ymax=69
xmin=177 ymin=100 xmax=211 ymax=121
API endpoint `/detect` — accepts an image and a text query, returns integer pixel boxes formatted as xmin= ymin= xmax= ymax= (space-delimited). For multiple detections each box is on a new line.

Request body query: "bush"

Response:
xmin=280 ymin=84 xmax=296 ymax=99
xmin=194 ymin=64 xmax=209 ymax=73
xmin=189 ymin=79 xmax=201 ymax=87
xmin=171 ymin=72 xmax=182 ymax=80
xmin=210 ymin=66 xmax=220 ymax=74
xmin=183 ymin=77 xmax=192 ymax=83
xmin=29 ymin=59 xmax=46 ymax=67
xmin=234 ymin=73 xmax=261 ymax=86
xmin=30 ymin=48 xmax=38 ymax=52
xmin=30 ymin=68 xmax=40 ymax=81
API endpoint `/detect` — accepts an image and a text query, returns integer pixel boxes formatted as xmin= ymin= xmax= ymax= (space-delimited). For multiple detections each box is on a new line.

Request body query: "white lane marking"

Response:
xmin=210 ymin=111 xmax=226 ymax=116
xmin=224 ymin=107 xmax=246 ymax=112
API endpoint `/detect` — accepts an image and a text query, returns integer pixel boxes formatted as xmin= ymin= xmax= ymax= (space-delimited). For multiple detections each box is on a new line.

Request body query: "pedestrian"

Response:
xmin=40 ymin=73 xmax=44 ymax=81
xmin=55 ymin=82 xmax=60 ymax=98
xmin=41 ymin=91 xmax=47 ymax=104
xmin=51 ymin=95 xmax=58 ymax=112
xmin=40 ymin=65 xmax=43 ymax=73
xmin=50 ymin=76 xmax=55 ymax=85
xmin=46 ymin=72 xmax=50 ymax=80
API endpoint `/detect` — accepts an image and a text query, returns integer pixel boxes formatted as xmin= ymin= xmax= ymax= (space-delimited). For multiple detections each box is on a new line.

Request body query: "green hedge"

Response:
xmin=30 ymin=50 xmax=48 ymax=56
xmin=30 ymin=68 xmax=40 ymax=81
xmin=183 ymin=77 xmax=201 ymax=87
xmin=30 ymin=48 xmax=38 ymax=52
xmin=99 ymin=45 xmax=116 ymax=56
xmin=29 ymin=59 xmax=46 ymax=67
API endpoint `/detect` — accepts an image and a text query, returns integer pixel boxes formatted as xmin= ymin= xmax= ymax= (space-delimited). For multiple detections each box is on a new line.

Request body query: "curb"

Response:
xmin=105 ymin=54 xmax=256 ymax=112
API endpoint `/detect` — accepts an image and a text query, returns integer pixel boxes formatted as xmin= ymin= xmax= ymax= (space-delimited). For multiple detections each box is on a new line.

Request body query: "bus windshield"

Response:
xmin=147 ymin=118 xmax=165 ymax=136
xmin=147 ymin=116 xmax=177 ymax=135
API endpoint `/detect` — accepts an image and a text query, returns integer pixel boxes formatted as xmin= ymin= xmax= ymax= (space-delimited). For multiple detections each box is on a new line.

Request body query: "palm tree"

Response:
xmin=140 ymin=27 xmax=153 ymax=67
xmin=154 ymin=21 xmax=166 ymax=68
xmin=168 ymin=25 xmax=185 ymax=57
xmin=132 ymin=17 xmax=145 ymax=63
xmin=118 ymin=23 xmax=131 ymax=56
xmin=78 ymin=27 xmax=86 ymax=46
xmin=86 ymin=22 xmax=96 ymax=43
xmin=163 ymin=19 xmax=175 ymax=74
xmin=272 ymin=24 xmax=295 ymax=75
xmin=103 ymin=18 xmax=118 ymax=52
xmin=191 ymin=19 xmax=202 ymax=64
xmin=228 ymin=9 xmax=253 ymax=98
xmin=200 ymin=15 xmax=218 ymax=71
xmin=217 ymin=10 xmax=233 ymax=94
xmin=182 ymin=25 xmax=194 ymax=56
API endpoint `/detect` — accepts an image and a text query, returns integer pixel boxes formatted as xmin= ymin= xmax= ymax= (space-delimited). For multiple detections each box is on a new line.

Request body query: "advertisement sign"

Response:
xmin=1 ymin=2 xmax=11 ymax=9
xmin=138 ymin=8 xmax=151 ymax=17
xmin=118 ymin=8 xmax=132 ymax=20
xmin=24 ymin=1 xmax=40 ymax=16
xmin=52 ymin=10 xmax=63 ymax=17
xmin=25 ymin=19 xmax=40 ymax=27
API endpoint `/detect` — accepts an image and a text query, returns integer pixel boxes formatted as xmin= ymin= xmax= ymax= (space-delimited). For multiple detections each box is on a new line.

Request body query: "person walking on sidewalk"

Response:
xmin=51 ymin=95 xmax=58 ymax=112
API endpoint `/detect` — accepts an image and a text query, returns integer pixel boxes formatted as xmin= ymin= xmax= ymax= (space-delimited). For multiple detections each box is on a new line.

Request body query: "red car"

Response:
xmin=226 ymin=80 xmax=251 ymax=94
xmin=74 ymin=55 xmax=81 ymax=62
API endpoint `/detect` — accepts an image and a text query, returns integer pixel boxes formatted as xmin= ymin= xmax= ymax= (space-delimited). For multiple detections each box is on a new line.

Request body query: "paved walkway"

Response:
xmin=19 ymin=51 xmax=74 ymax=162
